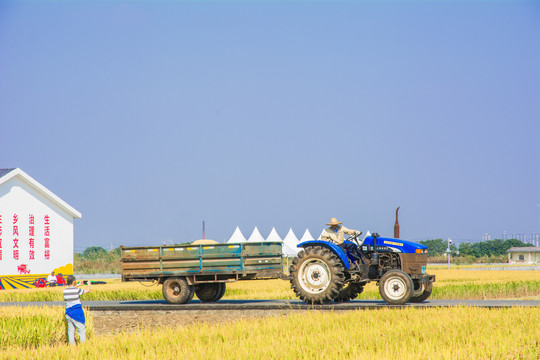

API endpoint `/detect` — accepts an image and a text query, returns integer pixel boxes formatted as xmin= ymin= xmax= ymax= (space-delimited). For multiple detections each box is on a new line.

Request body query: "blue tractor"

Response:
xmin=289 ymin=233 xmax=435 ymax=305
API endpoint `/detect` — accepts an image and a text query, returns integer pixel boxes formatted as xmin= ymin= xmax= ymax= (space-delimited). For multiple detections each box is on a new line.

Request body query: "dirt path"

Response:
xmin=90 ymin=309 xmax=296 ymax=336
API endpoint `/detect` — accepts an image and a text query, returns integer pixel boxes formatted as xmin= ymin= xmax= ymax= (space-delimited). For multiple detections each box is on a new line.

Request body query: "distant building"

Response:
xmin=507 ymin=247 xmax=540 ymax=264
xmin=0 ymin=168 xmax=81 ymax=289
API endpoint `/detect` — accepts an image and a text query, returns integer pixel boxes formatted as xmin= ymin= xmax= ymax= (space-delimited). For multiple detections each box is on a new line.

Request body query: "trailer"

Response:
xmin=121 ymin=241 xmax=283 ymax=304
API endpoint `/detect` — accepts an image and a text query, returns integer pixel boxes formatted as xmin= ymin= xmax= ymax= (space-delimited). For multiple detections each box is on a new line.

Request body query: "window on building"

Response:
xmin=519 ymin=255 xmax=525 ymax=261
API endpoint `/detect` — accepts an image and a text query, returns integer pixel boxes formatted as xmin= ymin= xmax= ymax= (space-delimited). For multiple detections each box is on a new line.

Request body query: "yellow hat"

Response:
xmin=326 ymin=217 xmax=342 ymax=226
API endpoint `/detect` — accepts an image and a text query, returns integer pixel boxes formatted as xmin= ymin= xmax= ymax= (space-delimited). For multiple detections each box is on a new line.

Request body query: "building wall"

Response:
xmin=0 ymin=176 xmax=74 ymax=289
xmin=508 ymin=251 xmax=539 ymax=264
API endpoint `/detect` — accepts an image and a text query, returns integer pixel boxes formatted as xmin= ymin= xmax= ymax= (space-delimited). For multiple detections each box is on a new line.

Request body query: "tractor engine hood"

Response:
xmin=362 ymin=236 xmax=427 ymax=254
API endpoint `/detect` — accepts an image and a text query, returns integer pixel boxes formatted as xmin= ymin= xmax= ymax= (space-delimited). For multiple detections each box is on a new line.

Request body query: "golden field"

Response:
xmin=0 ymin=267 xmax=539 ymax=359
xmin=0 ymin=267 xmax=539 ymax=302
xmin=226 ymin=268 xmax=540 ymax=301
xmin=0 ymin=306 xmax=538 ymax=359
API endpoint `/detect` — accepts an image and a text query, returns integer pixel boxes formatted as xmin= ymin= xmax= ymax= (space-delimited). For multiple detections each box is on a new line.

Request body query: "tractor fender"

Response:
xmin=297 ymin=240 xmax=351 ymax=270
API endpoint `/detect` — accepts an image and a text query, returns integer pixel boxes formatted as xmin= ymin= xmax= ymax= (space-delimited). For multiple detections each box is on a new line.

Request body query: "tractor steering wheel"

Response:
xmin=348 ymin=232 xmax=363 ymax=247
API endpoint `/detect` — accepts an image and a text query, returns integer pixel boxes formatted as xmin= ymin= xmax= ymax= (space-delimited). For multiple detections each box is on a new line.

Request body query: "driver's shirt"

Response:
xmin=320 ymin=226 xmax=359 ymax=245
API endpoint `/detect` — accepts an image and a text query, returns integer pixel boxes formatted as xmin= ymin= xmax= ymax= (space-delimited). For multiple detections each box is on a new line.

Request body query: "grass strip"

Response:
xmin=0 ymin=306 xmax=93 ymax=349
xmin=1 ymin=307 xmax=538 ymax=359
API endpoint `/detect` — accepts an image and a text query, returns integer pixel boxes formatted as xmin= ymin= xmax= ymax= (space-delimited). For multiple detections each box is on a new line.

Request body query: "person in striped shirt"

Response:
xmin=63 ymin=275 xmax=91 ymax=345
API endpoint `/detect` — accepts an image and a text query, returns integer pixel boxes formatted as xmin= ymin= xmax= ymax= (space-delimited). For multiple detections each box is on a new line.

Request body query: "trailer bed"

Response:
xmin=121 ymin=241 xmax=283 ymax=284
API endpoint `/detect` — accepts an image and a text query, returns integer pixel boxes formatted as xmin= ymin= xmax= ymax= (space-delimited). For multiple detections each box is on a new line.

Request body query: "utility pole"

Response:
xmin=447 ymin=238 xmax=452 ymax=270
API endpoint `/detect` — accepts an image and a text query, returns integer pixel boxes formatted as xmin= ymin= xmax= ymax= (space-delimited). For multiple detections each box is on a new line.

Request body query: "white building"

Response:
xmin=0 ymin=168 xmax=81 ymax=289
xmin=507 ymin=247 xmax=540 ymax=264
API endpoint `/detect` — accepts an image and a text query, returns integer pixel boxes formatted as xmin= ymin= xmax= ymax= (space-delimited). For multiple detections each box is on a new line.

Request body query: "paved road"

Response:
xmin=2 ymin=299 xmax=539 ymax=311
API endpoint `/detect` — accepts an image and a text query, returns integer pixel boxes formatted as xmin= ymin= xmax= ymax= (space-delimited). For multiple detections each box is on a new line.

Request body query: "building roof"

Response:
xmin=0 ymin=168 xmax=82 ymax=219
xmin=0 ymin=168 xmax=15 ymax=178
xmin=507 ymin=247 xmax=540 ymax=253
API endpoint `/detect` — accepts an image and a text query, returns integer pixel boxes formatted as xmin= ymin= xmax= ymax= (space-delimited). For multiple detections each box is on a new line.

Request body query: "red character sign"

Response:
xmin=13 ymin=214 xmax=18 ymax=260
xmin=44 ymin=214 xmax=51 ymax=260
xmin=17 ymin=264 xmax=30 ymax=274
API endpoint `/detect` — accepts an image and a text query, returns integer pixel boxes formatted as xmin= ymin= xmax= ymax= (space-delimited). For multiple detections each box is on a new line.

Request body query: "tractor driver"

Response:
xmin=321 ymin=217 xmax=364 ymax=267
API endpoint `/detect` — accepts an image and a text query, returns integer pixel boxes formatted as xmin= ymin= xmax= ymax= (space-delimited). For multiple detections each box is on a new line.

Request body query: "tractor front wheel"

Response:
xmin=289 ymin=246 xmax=345 ymax=304
xmin=379 ymin=270 xmax=414 ymax=305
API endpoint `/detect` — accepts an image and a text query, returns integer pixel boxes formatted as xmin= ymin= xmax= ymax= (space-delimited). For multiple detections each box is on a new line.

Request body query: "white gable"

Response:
xmin=227 ymin=227 xmax=247 ymax=243
xmin=247 ymin=227 xmax=265 ymax=242
xmin=0 ymin=168 xmax=81 ymax=219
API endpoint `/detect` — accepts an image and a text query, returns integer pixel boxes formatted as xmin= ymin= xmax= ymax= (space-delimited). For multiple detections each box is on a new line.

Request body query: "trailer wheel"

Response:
xmin=195 ymin=283 xmax=225 ymax=302
xmin=213 ymin=283 xmax=226 ymax=301
xmin=410 ymin=280 xmax=433 ymax=303
xmin=162 ymin=277 xmax=194 ymax=304
xmin=334 ymin=282 xmax=365 ymax=303
xmin=379 ymin=270 xmax=414 ymax=305
xmin=289 ymin=246 xmax=345 ymax=304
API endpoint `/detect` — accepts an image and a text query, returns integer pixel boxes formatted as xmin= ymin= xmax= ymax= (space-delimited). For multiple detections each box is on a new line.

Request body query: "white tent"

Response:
xmin=247 ymin=226 xmax=265 ymax=242
xmin=317 ymin=229 xmax=325 ymax=240
xmin=299 ymin=229 xmax=315 ymax=243
xmin=266 ymin=227 xmax=282 ymax=242
xmin=227 ymin=226 xmax=247 ymax=243
xmin=282 ymin=228 xmax=300 ymax=256
xmin=282 ymin=244 xmax=298 ymax=257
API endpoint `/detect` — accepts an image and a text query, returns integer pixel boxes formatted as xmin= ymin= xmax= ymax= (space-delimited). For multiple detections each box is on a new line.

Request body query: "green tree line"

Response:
xmin=418 ymin=238 xmax=533 ymax=257
xmin=74 ymin=246 xmax=121 ymax=273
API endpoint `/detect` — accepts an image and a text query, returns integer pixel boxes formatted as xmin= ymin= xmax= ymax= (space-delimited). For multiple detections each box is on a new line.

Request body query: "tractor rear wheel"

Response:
xmin=379 ymin=270 xmax=414 ymax=305
xmin=334 ymin=282 xmax=365 ymax=303
xmin=289 ymin=246 xmax=345 ymax=304
xmin=162 ymin=277 xmax=194 ymax=304
xmin=410 ymin=280 xmax=433 ymax=303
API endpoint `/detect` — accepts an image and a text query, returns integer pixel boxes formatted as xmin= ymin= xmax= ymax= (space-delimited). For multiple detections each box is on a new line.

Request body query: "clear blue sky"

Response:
xmin=1 ymin=0 xmax=539 ymax=251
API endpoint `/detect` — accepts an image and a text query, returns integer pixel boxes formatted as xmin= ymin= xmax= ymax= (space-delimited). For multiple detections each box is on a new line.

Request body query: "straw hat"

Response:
xmin=326 ymin=217 xmax=342 ymax=226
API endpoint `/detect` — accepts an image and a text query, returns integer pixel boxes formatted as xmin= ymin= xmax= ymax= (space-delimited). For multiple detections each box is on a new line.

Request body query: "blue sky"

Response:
xmin=1 ymin=0 xmax=539 ymax=250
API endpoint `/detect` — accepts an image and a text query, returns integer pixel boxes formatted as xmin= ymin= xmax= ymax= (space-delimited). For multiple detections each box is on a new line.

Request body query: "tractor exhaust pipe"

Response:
xmin=371 ymin=233 xmax=379 ymax=266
